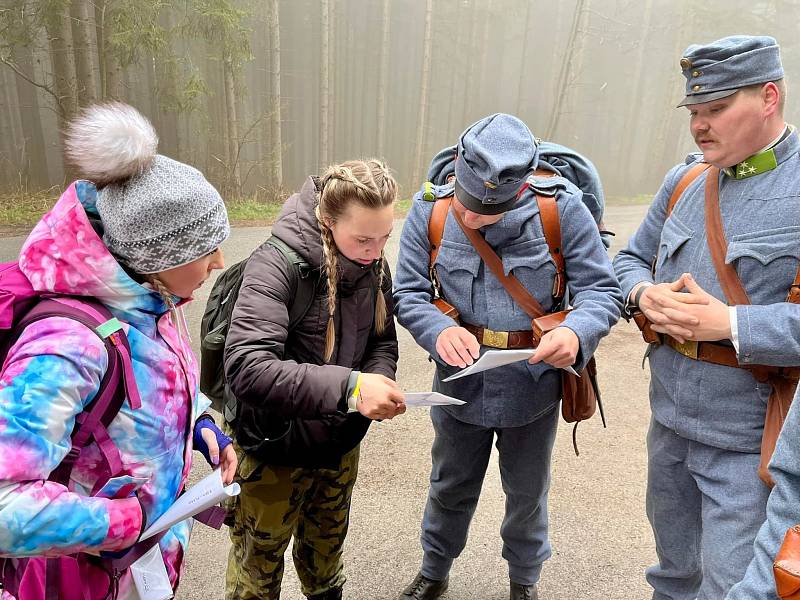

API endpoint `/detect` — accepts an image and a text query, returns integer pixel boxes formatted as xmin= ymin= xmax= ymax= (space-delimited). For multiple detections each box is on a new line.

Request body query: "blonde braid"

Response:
xmin=315 ymin=204 xmax=339 ymax=362
xmin=148 ymin=275 xmax=176 ymax=311
xmin=374 ymin=250 xmax=388 ymax=336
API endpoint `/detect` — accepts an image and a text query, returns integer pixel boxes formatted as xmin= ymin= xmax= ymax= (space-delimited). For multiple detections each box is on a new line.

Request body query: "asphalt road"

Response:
xmin=1 ymin=204 xmax=655 ymax=600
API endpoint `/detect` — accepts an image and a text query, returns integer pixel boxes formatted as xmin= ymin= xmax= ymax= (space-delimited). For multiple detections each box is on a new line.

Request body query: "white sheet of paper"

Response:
xmin=131 ymin=543 xmax=173 ymax=600
xmin=139 ymin=468 xmax=240 ymax=542
xmin=442 ymin=349 xmax=579 ymax=382
xmin=403 ymin=392 xmax=466 ymax=407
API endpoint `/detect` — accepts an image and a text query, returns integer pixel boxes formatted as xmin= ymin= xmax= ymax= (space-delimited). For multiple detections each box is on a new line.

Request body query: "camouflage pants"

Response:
xmin=224 ymin=445 xmax=360 ymax=600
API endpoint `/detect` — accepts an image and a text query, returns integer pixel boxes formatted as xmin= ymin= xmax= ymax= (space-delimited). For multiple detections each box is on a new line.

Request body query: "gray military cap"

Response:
xmin=454 ymin=113 xmax=538 ymax=215
xmin=678 ymin=35 xmax=784 ymax=107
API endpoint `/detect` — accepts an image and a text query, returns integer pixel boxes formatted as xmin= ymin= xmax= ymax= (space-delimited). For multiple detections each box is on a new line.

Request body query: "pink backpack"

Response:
xmin=0 ymin=260 xmax=148 ymax=600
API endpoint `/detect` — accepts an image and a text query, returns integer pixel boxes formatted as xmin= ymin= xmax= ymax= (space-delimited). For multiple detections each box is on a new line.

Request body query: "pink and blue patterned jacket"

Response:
xmin=0 ymin=181 xmax=210 ymax=596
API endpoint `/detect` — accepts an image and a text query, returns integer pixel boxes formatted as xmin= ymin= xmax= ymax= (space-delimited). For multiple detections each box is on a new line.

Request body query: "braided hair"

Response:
xmin=316 ymin=159 xmax=397 ymax=361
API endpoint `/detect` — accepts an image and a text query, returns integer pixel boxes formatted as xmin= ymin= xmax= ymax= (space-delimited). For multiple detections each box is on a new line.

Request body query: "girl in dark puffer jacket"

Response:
xmin=224 ymin=159 xmax=406 ymax=600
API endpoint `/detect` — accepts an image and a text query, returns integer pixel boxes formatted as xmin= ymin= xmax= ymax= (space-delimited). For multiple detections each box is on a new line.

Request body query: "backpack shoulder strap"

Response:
xmin=266 ymin=235 xmax=318 ymax=330
xmin=14 ymin=298 xmax=139 ymax=488
xmin=667 ymin=162 xmax=710 ymax=217
xmin=528 ymin=169 xmax=567 ymax=302
xmin=428 ymin=196 xmax=452 ymax=266
xmin=536 ymin=194 xmax=566 ymax=302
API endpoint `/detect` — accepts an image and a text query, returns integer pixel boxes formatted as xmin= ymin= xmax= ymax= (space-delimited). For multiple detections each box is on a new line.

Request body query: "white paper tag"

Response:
xmin=131 ymin=543 xmax=174 ymax=600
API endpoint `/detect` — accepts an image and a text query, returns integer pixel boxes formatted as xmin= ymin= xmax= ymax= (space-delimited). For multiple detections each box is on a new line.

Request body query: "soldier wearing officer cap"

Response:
xmin=393 ymin=113 xmax=622 ymax=600
xmin=614 ymin=35 xmax=800 ymax=599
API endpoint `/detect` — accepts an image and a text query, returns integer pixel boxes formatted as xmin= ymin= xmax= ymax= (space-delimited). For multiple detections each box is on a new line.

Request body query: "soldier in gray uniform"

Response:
xmin=613 ymin=35 xmax=800 ymax=600
xmin=393 ymin=113 xmax=622 ymax=600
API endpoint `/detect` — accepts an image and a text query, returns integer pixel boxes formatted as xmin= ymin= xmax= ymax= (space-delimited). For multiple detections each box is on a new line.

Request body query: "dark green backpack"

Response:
xmin=199 ymin=235 xmax=318 ymax=423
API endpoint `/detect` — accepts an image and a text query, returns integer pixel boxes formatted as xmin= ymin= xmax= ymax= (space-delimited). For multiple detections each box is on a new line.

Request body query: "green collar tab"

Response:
xmin=724 ymin=148 xmax=778 ymax=180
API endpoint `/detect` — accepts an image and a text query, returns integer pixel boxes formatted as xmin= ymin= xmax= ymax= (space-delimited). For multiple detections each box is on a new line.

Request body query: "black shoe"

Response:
xmin=308 ymin=588 xmax=342 ymax=600
xmin=398 ymin=572 xmax=449 ymax=599
xmin=510 ymin=581 xmax=538 ymax=600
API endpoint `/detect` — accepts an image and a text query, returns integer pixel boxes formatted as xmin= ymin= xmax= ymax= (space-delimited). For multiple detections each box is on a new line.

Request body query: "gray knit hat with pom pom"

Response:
xmin=64 ymin=102 xmax=230 ymax=274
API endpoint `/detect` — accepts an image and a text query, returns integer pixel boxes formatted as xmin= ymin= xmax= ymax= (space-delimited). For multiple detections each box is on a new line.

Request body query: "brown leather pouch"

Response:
xmin=631 ymin=309 xmax=660 ymax=344
xmin=775 ymin=524 xmax=800 ymax=599
xmin=433 ymin=297 xmax=460 ymax=322
xmin=531 ymin=309 xmax=571 ymax=345
xmin=759 ymin=376 xmax=800 ymax=487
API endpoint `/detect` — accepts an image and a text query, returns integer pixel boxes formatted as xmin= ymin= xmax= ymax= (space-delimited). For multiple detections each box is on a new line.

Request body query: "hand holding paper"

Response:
xmin=139 ymin=468 xmax=240 ymax=542
xmin=442 ymin=349 xmax=578 ymax=382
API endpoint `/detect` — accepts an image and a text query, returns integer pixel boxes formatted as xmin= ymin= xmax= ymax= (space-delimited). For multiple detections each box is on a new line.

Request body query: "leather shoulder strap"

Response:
xmin=667 ymin=162 xmax=710 ymax=217
xmin=536 ymin=194 xmax=566 ymax=300
xmin=428 ymin=197 xmax=451 ymax=265
xmin=451 ymin=206 xmax=545 ymax=318
xmin=703 ymin=166 xmax=751 ymax=306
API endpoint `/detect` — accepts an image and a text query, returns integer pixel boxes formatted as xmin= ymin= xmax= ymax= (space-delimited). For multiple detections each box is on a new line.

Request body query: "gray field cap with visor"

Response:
xmin=453 ymin=113 xmax=538 ymax=216
xmin=677 ymin=35 xmax=784 ymax=107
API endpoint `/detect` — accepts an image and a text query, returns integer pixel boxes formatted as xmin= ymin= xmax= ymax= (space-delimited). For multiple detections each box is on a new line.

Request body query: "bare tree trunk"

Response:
xmin=319 ymin=0 xmax=330 ymax=170
xmin=515 ymin=0 xmax=533 ymax=116
xmin=411 ymin=0 xmax=433 ymax=188
xmin=224 ymin=56 xmax=242 ymax=195
xmin=13 ymin=44 xmax=50 ymax=187
xmin=95 ymin=0 xmax=122 ymax=99
xmin=375 ymin=0 xmax=390 ymax=156
xmin=621 ymin=0 xmax=654 ymax=186
xmin=0 ymin=68 xmax=23 ymax=186
xmin=328 ymin=0 xmax=336 ymax=159
xmin=71 ymin=0 xmax=98 ymax=105
xmin=268 ymin=0 xmax=282 ymax=189
xmin=461 ymin=0 xmax=482 ymax=123
xmin=43 ymin=0 xmax=78 ymax=125
xmin=544 ymin=0 xmax=589 ymax=140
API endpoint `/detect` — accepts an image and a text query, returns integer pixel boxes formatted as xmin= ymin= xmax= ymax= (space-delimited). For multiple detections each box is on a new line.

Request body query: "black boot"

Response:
xmin=510 ymin=581 xmax=538 ymax=600
xmin=308 ymin=587 xmax=343 ymax=600
xmin=398 ymin=572 xmax=449 ymax=599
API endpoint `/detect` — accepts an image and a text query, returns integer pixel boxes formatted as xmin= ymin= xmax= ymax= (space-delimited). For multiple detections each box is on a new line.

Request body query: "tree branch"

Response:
xmin=0 ymin=56 xmax=66 ymax=117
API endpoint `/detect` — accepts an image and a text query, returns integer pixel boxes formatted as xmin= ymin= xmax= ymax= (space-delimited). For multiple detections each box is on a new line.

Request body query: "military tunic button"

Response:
xmin=680 ymin=57 xmax=692 ymax=69
xmin=692 ymin=70 xmax=701 ymax=77
xmin=692 ymin=85 xmax=702 ymax=91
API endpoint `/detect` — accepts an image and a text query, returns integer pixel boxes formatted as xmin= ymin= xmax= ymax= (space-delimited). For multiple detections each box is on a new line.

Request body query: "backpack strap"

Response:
xmin=536 ymin=194 xmax=566 ymax=302
xmin=428 ymin=196 xmax=452 ymax=265
xmin=12 ymin=297 xmax=140 ymax=488
xmin=265 ymin=235 xmax=318 ymax=329
xmin=667 ymin=162 xmax=711 ymax=217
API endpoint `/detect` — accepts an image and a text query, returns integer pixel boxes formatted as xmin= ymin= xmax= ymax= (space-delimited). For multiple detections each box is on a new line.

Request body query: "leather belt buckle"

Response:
xmin=482 ymin=328 xmax=509 ymax=349
xmin=669 ymin=337 xmax=699 ymax=359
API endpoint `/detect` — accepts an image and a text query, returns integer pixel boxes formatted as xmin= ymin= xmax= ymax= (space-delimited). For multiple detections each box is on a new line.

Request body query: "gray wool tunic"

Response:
xmin=613 ymin=130 xmax=800 ymax=453
xmin=393 ymin=176 xmax=622 ymax=428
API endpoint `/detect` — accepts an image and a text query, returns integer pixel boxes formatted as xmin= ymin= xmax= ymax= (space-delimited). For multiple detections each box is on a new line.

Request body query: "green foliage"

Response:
xmin=106 ymin=0 xmax=170 ymax=67
xmin=179 ymin=0 xmax=252 ymax=65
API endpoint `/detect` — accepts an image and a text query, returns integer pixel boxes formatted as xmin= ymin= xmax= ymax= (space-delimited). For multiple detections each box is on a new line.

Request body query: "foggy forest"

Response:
xmin=1 ymin=0 xmax=799 ymax=206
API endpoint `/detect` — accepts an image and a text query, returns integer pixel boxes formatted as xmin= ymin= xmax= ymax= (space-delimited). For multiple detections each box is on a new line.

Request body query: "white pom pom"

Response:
xmin=64 ymin=102 xmax=159 ymax=186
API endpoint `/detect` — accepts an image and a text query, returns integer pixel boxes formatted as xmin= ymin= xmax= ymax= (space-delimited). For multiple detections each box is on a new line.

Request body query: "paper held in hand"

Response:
xmin=403 ymin=392 xmax=466 ymax=407
xmin=139 ymin=468 xmax=240 ymax=542
xmin=442 ymin=349 xmax=579 ymax=382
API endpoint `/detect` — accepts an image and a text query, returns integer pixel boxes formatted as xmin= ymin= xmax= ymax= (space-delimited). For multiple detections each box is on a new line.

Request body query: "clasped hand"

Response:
xmin=639 ymin=273 xmax=731 ymax=343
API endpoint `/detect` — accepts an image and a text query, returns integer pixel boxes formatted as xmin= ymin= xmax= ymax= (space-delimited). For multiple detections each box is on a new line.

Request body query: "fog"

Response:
xmin=2 ymin=0 xmax=798 ymax=200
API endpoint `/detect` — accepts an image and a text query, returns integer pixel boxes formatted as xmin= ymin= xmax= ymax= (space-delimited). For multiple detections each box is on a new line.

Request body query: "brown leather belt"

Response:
xmin=461 ymin=322 xmax=533 ymax=349
xmin=663 ymin=335 xmax=800 ymax=380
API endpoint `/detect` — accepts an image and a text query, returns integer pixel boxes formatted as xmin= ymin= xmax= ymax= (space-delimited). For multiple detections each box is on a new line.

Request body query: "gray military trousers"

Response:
xmin=420 ymin=404 xmax=559 ymax=585
xmin=646 ymin=418 xmax=770 ymax=600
